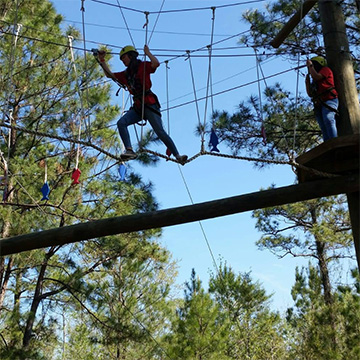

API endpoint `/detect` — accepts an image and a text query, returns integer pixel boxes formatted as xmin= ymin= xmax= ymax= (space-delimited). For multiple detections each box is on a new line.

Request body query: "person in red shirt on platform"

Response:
xmin=305 ymin=56 xmax=338 ymax=141
xmin=96 ymin=45 xmax=187 ymax=164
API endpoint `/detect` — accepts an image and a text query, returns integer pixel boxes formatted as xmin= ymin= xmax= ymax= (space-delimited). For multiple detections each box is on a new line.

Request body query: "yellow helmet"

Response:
xmin=311 ymin=56 xmax=327 ymax=67
xmin=119 ymin=45 xmax=138 ymax=59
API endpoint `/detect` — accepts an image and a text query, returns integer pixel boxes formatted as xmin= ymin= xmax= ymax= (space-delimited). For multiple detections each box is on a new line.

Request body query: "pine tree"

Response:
xmin=209 ymin=263 xmax=287 ymax=360
xmin=165 ymin=269 xmax=230 ymax=360
xmin=253 ymin=196 xmax=353 ymax=306
xmin=212 ymin=0 xmax=359 ymax=163
xmin=210 ymin=2 xmax=358 ymax=356
xmin=0 ymin=1 xmax=172 ymax=358
xmin=286 ymin=266 xmax=360 ymax=359
xmin=62 ymin=243 xmax=177 ymax=360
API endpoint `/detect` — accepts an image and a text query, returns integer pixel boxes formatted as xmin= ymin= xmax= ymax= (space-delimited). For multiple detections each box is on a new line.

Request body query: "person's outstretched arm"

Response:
xmin=96 ymin=50 xmax=117 ymax=80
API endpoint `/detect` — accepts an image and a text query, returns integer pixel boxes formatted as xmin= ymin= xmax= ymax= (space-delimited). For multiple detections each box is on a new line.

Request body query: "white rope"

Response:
xmin=44 ymin=152 xmax=48 ymax=184
xmin=201 ymin=7 xmax=216 ymax=151
xmin=80 ymin=0 xmax=92 ymax=139
xmin=254 ymin=48 xmax=264 ymax=135
xmin=68 ymin=36 xmax=84 ymax=169
xmin=292 ymin=51 xmax=301 ymax=152
xmin=148 ymin=0 xmax=166 ymax=45
xmin=116 ymin=0 xmax=136 ymax=48
xmin=165 ymin=61 xmax=170 ymax=135
xmin=3 ymin=5 xmax=22 ymax=201
xmin=186 ymin=52 xmax=202 ymax=134
xmin=292 ymin=0 xmax=305 ymax=153
xmin=256 ymin=58 xmax=292 ymax=155
xmin=140 ymin=11 xmax=150 ymax=147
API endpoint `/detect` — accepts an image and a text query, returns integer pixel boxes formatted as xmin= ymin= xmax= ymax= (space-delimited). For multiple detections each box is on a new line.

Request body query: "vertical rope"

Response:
xmin=186 ymin=52 xmax=202 ymax=140
xmin=141 ymin=12 xmax=149 ymax=122
xmin=201 ymin=7 xmax=216 ymax=152
xmin=0 ymin=151 xmax=8 ymax=196
xmin=1 ymin=147 xmax=9 ymax=202
xmin=120 ymin=88 xmax=126 ymax=152
xmin=80 ymin=0 xmax=92 ymax=140
xmin=3 ymin=1 xmax=21 ymax=201
xmin=292 ymin=52 xmax=301 ymax=152
xmin=68 ymin=36 xmax=84 ymax=170
xmin=165 ymin=60 xmax=170 ymax=135
xmin=254 ymin=48 xmax=264 ymax=135
xmin=139 ymin=12 xmax=149 ymax=148
xmin=4 ymin=110 xmax=13 ymax=201
xmin=292 ymin=0 xmax=305 ymax=154
xmin=257 ymin=58 xmax=291 ymax=154
xmin=44 ymin=153 xmax=48 ymax=184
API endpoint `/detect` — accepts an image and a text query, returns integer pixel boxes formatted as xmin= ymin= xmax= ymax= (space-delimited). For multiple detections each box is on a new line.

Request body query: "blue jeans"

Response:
xmin=314 ymin=98 xmax=338 ymax=141
xmin=117 ymin=104 xmax=180 ymax=156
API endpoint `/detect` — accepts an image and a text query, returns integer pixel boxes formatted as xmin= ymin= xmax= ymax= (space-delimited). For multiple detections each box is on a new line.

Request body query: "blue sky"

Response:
xmin=50 ymin=0 xmax=356 ymax=311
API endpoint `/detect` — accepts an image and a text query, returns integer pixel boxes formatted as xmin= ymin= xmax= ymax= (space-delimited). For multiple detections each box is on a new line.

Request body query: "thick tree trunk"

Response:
xmin=22 ymin=259 xmax=48 ymax=347
xmin=314 ymin=239 xmax=333 ymax=305
xmin=310 ymin=208 xmax=338 ymax=351
xmin=22 ymin=247 xmax=57 ymax=348
xmin=310 ymin=209 xmax=333 ymax=304
xmin=0 ymin=180 xmax=16 ymax=310
xmin=0 ymin=256 xmax=13 ymax=311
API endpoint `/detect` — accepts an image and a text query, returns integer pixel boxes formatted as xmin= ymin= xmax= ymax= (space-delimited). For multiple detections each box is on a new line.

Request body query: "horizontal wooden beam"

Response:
xmin=270 ymin=0 xmax=317 ymax=48
xmin=0 ymin=174 xmax=358 ymax=256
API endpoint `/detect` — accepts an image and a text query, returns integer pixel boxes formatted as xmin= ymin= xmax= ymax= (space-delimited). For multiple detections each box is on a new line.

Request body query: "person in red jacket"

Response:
xmin=96 ymin=45 xmax=187 ymax=164
xmin=305 ymin=56 xmax=338 ymax=141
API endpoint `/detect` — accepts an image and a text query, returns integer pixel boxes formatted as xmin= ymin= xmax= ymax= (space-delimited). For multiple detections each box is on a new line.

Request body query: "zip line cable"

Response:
xmin=0 ymin=118 xmax=333 ymax=178
xmin=164 ymin=65 xmax=305 ymax=112
xmin=90 ymin=0 xmax=266 ymax=14
xmin=148 ymin=0 xmax=166 ymax=44
xmin=0 ymin=27 xmax=291 ymax=58
xmin=163 ymin=29 xmax=252 ymax=63
xmin=0 ymin=62 xmax=306 ymax=159
xmin=177 ymin=164 xmax=257 ymax=336
xmin=0 ymin=4 xmax=310 ymax=170
xmin=63 ymin=18 xmax=234 ymax=38
xmin=162 ymin=56 xmax=276 ymax=107
xmin=0 ymin=18 xmax=241 ymax=48
xmin=0 ymin=18 xmax=299 ymax=61
xmin=116 ymin=0 xmax=136 ymax=47
xmin=178 ymin=166 xmax=220 ymax=274
xmin=0 ymin=122 xmax=123 ymax=162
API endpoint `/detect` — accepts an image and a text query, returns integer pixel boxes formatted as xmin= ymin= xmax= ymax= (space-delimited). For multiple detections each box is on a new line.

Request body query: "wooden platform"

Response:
xmin=296 ymin=134 xmax=360 ymax=183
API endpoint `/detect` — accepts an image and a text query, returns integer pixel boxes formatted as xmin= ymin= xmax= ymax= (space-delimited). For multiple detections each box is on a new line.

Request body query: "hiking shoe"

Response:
xmin=121 ymin=149 xmax=137 ymax=160
xmin=176 ymin=155 xmax=188 ymax=165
